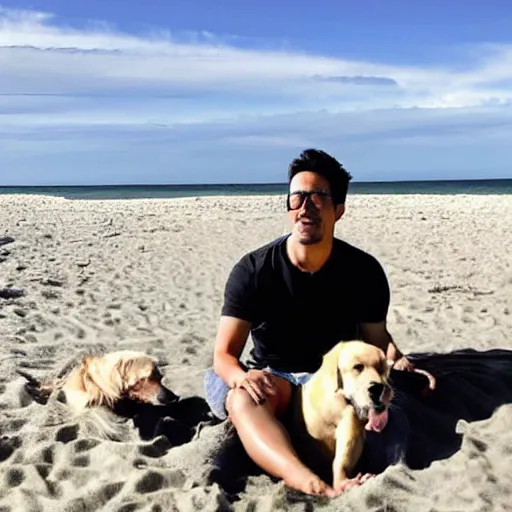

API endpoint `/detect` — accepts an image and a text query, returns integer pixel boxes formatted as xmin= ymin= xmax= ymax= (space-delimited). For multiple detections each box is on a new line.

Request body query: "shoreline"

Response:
xmin=1 ymin=177 xmax=511 ymax=201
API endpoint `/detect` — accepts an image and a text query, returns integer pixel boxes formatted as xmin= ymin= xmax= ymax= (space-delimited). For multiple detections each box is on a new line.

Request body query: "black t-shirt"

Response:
xmin=221 ymin=234 xmax=390 ymax=373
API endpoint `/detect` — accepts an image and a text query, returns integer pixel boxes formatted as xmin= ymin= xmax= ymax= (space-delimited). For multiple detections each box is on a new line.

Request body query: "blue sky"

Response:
xmin=1 ymin=1 xmax=512 ymax=185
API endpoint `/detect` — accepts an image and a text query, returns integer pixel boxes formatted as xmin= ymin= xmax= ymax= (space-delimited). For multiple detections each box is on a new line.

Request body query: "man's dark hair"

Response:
xmin=287 ymin=148 xmax=353 ymax=205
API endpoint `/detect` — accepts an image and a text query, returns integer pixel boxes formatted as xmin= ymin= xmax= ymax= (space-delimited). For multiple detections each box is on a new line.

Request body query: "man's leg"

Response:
xmin=226 ymin=376 xmax=338 ymax=497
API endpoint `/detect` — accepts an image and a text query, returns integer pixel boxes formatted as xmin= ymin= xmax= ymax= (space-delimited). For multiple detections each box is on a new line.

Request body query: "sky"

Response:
xmin=1 ymin=1 xmax=512 ymax=185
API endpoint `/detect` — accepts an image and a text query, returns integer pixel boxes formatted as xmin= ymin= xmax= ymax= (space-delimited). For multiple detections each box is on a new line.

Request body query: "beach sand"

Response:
xmin=1 ymin=192 xmax=511 ymax=511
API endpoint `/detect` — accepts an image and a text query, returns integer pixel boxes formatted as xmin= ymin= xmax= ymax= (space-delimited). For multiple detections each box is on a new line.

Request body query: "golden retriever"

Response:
xmin=291 ymin=340 xmax=393 ymax=491
xmin=18 ymin=350 xmax=180 ymax=440
xmin=20 ymin=350 xmax=178 ymax=411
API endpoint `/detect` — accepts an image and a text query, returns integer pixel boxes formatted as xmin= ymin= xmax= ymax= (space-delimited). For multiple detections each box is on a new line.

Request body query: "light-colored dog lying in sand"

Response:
xmin=20 ymin=350 xmax=179 ymax=412
xmin=18 ymin=350 xmax=180 ymax=439
xmin=291 ymin=340 xmax=393 ymax=491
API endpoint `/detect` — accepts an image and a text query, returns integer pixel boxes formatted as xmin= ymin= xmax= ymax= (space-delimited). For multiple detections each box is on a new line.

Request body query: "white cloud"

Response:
xmin=1 ymin=4 xmax=512 ymax=125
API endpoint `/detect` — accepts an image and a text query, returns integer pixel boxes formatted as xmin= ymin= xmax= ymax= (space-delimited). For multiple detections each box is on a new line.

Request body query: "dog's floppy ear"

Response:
xmin=80 ymin=356 xmax=120 ymax=407
xmin=113 ymin=358 xmax=128 ymax=379
xmin=111 ymin=358 xmax=133 ymax=392
xmin=320 ymin=343 xmax=345 ymax=394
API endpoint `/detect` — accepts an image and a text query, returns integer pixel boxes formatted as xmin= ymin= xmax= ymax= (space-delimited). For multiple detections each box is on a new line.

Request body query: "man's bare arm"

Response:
xmin=359 ymin=321 xmax=436 ymax=390
xmin=213 ymin=315 xmax=252 ymax=388
xmin=359 ymin=321 xmax=404 ymax=361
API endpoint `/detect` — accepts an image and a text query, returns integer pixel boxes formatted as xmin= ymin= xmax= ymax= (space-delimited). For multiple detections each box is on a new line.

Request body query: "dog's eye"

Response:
xmin=131 ymin=380 xmax=144 ymax=391
xmin=353 ymin=364 xmax=364 ymax=373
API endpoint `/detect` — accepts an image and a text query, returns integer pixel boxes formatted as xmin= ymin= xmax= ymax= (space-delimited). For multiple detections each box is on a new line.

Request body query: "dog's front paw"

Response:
xmin=334 ymin=473 xmax=374 ymax=493
xmin=358 ymin=472 xmax=375 ymax=483
xmin=334 ymin=477 xmax=362 ymax=493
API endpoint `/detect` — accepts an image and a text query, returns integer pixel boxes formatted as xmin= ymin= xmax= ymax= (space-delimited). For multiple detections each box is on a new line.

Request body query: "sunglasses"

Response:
xmin=286 ymin=189 xmax=332 ymax=211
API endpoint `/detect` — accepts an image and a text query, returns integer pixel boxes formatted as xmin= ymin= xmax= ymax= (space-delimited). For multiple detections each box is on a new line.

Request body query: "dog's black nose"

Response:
xmin=369 ymin=382 xmax=385 ymax=403
xmin=158 ymin=387 xmax=179 ymax=405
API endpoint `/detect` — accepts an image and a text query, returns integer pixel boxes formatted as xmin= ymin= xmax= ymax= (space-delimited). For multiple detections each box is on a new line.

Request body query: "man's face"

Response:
xmin=287 ymin=171 xmax=344 ymax=245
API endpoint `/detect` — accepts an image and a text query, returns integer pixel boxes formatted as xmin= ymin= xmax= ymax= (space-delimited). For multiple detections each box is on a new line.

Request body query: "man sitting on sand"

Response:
xmin=204 ymin=148 xmax=424 ymax=497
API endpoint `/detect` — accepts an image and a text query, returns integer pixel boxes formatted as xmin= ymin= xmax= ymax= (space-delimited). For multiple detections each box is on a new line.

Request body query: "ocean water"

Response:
xmin=0 ymin=179 xmax=511 ymax=200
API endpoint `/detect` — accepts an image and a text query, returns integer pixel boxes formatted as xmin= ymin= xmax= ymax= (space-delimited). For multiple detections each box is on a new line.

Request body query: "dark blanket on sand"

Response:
xmin=356 ymin=347 xmax=512 ymax=475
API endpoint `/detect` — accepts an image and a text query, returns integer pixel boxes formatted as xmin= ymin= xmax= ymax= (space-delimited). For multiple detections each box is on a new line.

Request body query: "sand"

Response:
xmin=0 ymin=192 xmax=511 ymax=511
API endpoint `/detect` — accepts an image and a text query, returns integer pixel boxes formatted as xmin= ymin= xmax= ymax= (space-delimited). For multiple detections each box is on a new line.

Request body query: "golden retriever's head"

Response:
xmin=335 ymin=341 xmax=393 ymax=431
xmin=82 ymin=351 xmax=179 ymax=407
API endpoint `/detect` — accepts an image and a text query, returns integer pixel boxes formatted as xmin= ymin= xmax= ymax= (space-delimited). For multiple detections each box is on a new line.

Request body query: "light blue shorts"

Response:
xmin=203 ymin=366 xmax=312 ymax=420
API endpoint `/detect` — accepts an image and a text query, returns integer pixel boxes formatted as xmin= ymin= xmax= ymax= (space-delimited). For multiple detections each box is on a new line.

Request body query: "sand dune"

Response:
xmin=1 ymin=193 xmax=511 ymax=511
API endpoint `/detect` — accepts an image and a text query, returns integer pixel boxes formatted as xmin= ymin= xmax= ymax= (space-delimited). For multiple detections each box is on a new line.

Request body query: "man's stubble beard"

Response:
xmin=298 ymin=233 xmax=323 ymax=245
xmin=295 ymin=224 xmax=323 ymax=246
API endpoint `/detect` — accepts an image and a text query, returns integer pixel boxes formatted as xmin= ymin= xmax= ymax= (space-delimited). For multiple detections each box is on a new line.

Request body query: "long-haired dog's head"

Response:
xmin=77 ymin=351 xmax=179 ymax=408
xmin=319 ymin=341 xmax=393 ymax=433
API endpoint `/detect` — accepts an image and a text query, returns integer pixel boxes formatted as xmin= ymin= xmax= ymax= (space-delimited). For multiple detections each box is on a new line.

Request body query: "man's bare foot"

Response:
xmin=284 ymin=465 xmax=339 ymax=497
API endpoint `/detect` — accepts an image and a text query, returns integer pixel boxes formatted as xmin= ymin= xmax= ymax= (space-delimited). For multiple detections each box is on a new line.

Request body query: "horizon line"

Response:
xmin=1 ymin=177 xmax=511 ymax=188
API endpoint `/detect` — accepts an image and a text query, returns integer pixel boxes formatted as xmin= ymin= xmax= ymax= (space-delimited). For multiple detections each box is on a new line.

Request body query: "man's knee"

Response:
xmin=225 ymin=388 xmax=254 ymax=418
xmin=225 ymin=379 xmax=292 ymax=419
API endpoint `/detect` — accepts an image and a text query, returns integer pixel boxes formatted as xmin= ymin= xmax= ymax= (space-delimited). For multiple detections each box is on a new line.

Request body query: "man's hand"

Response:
xmin=392 ymin=356 xmax=436 ymax=391
xmin=393 ymin=355 xmax=415 ymax=372
xmin=235 ymin=369 xmax=277 ymax=405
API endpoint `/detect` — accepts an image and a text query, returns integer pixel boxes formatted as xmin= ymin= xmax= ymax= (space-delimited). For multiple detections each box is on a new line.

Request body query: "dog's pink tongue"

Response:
xmin=365 ymin=408 xmax=389 ymax=432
